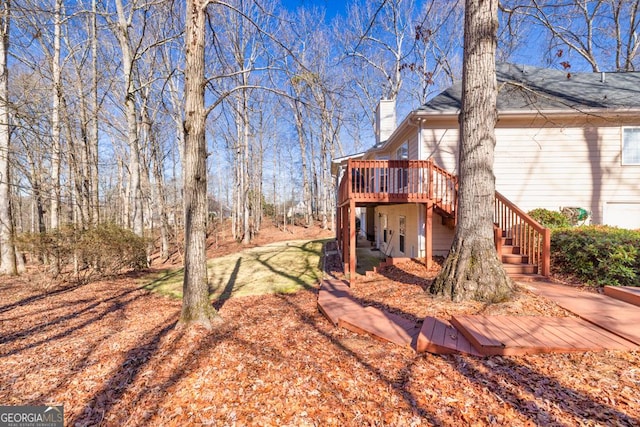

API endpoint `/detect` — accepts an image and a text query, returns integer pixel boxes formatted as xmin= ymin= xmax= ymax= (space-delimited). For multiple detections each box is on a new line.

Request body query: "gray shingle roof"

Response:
xmin=418 ymin=63 xmax=640 ymax=113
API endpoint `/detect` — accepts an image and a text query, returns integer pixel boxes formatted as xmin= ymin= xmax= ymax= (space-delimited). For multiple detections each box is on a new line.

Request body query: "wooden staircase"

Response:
xmin=498 ymin=231 xmax=539 ymax=276
xmin=494 ymin=191 xmax=551 ymax=278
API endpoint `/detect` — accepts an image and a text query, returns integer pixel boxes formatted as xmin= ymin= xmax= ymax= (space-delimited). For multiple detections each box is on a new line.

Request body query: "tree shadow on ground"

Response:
xmin=0 ymin=286 xmax=151 ymax=356
xmin=4 ymin=239 xmax=637 ymax=425
xmin=445 ymin=354 xmax=639 ymax=425
xmin=212 ymin=257 xmax=241 ymax=310
xmin=0 ymin=282 xmax=85 ymax=315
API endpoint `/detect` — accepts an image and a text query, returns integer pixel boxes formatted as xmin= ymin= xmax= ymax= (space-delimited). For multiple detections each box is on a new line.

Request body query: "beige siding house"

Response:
xmin=334 ymin=63 xmax=640 ymax=278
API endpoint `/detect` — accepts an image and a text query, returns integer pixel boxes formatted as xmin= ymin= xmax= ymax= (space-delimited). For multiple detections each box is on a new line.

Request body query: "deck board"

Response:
xmin=450 ymin=315 xmax=504 ymax=353
xmin=317 ymin=290 xmax=363 ymax=326
xmin=318 ymin=276 xmax=640 ymax=356
xmin=517 ymin=316 xmax=590 ymax=351
xmin=527 ymin=282 xmax=640 ymax=345
xmin=338 ymin=306 xmax=419 ymax=347
xmin=317 ymin=279 xmax=362 ymax=326
xmin=451 ymin=315 xmax=638 ymax=356
xmin=416 ymin=317 xmax=482 ymax=356
xmin=604 ymin=286 xmax=640 ymax=307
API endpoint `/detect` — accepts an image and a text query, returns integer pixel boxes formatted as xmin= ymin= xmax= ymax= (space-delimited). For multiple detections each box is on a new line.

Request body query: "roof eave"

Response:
xmin=414 ymin=107 xmax=640 ymax=121
xmin=369 ymin=111 xmax=420 ymax=152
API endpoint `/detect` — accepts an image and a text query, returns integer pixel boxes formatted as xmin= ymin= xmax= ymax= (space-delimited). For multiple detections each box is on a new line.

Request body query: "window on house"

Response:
xmin=396 ymin=143 xmax=409 ymax=160
xmin=622 ymin=127 xmax=640 ymax=165
xmin=399 ymin=216 xmax=406 ymax=254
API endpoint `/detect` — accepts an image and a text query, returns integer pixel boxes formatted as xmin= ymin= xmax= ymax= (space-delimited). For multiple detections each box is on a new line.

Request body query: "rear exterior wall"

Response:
xmin=419 ymin=116 xmax=640 ymax=227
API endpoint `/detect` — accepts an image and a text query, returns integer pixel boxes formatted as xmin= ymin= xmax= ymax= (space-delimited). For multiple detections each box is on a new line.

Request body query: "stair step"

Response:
xmin=502 ymin=253 xmax=529 ymax=264
xmin=508 ymin=273 xmax=550 ymax=283
xmin=502 ymin=263 xmax=538 ymax=274
xmin=501 ymin=245 xmax=520 ymax=255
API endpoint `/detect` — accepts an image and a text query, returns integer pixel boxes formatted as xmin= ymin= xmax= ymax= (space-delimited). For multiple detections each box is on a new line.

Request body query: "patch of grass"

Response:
xmin=145 ymin=239 xmax=328 ymax=304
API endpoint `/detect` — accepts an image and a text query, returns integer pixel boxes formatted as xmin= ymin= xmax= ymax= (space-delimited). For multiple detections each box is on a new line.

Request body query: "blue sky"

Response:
xmin=281 ymin=0 xmax=348 ymax=21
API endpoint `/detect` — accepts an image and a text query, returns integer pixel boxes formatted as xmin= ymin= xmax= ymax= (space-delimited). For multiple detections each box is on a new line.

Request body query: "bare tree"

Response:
xmin=113 ymin=0 xmax=144 ymax=236
xmin=342 ymin=0 xmax=415 ymax=130
xmin=50 ymin=0 xmax=62 ymax=232
xmin=0 ymin=0 xmax=16 ymax=275
xmin=181 ymin=0 xmax=219 ymax=327
xmin=429 ymin=0 xmax=513 ymax=302
xmin=501 ymin=0 xmax=640 ymax=71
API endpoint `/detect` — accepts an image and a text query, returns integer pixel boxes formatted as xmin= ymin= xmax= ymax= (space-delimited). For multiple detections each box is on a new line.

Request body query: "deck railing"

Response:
xmin=494 ymin=191 xmax=550 ymax=276
xmin=338 ymin=159 xmax=457 ymax=215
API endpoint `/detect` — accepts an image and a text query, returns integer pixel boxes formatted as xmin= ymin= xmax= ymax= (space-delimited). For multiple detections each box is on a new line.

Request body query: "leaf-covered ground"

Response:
xmin=1 ymin=225 xmax=639 ymax=426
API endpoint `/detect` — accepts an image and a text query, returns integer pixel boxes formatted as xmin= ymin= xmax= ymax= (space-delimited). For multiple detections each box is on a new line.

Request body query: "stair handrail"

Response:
xmin=494 ymin=191 xmax=550 ymax=277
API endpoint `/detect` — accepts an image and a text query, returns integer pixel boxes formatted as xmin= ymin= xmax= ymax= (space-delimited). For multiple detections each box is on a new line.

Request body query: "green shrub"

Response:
xmin=528 ymin=208 xmax=571 ymax=229
xmin=18 ymin=223 xmax=148 ymax=283
xmin=551 ymin=225 xmax=640 ymax=287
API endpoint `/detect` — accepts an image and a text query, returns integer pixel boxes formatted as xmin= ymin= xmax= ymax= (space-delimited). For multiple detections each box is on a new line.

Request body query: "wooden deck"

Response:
xmin=318 ymin=279 xmax=419 ymax=348
xmin=318 ymin=276 xmax=640 ymax=356
xmin=450 ymin=315 xmax=637 ymax=356
xmin=416 ymin=317 xmax=482 ymax=356
xmin=339 ymin=307 xmax=420 ymax=347
xmin=603 ymin=285 xmax=640 ymax=307
xmin=526 ymin=282 xmax=640 ymax=345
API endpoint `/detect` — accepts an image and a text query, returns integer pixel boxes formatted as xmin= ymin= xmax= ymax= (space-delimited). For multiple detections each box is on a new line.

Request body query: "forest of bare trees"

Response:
xmin=0 ymin=0 xmax=638 ymax=283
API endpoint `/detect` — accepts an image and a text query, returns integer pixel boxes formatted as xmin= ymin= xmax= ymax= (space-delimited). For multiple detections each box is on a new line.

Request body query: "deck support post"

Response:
xmin=349 ymin=200 xmax=356 ymax=281
xmin=336 ymin=204 xmax=342 ymax=261
xmin=336 ymin=204 xmax=341 ymax=244
xmin=425 ymin=201 xmax=433 ymax=269
xmin=341 ymin=205 xmax=349 ymax=270
xmin=541 ymin=228 xmax=551 ymax=277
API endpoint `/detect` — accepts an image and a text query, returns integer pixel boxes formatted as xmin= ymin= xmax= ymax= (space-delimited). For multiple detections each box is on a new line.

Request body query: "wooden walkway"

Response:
xmin=450 ymin=314 xmax=636 ymax=356
xmin=318 ymin=279 xmax=421 ymax=348
xmin=603 ymin=285 xmax=640 ymax=307
xmin=526 ymin=282 xmax=640 ymax=346
xmin=317 ymin=277 xmax=640 ymax=356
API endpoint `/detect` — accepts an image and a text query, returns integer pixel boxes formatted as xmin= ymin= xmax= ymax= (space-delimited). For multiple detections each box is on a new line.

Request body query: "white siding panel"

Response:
xmin=409 ymin=134 xmax=419 ymax=159
xmin=419 ymin=123 xmax=640 ymax=225
xmin=494 ymin=126 xmax=640 ymax=224
xmin=432 ymin=217 xmax=455 ymax=256
xmin=421 ymin=127 xmax=459 ymax=172
xmin=604 ymin=202 xmax=640 ymax=229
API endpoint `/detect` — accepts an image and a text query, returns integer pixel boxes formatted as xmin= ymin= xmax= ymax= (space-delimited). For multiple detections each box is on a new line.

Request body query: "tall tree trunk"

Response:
xmin=167 ymin=76 xmax=184 ymax=234
xmin=241 ymin=87 xmax=250 ymax=243
xmin=0 ymin=0 xmax=15 ymax=275
xmin=50 ymin=0 xmax=62 ymax=232
xmin=293 ymin=102 xmax=312 ymax=227
xmin=181 ymin=0 xmax=219 ymax=327
xmin=90 ymin=0 xmax=99 ymax=224
xmin=62 ymin=98 xmax=88 ymax=229
xmin=143 ymin=98 xmax=170 ymax=261
xmin=430 ymin=0 xmax=512 ymax=302
xmin=115 ymin=0 xmax=143 ymax=237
